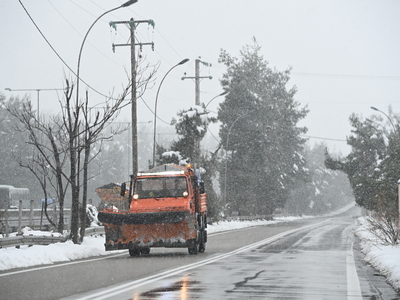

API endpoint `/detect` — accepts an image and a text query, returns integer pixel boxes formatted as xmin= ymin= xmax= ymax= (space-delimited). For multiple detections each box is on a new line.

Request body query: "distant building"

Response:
xmin=0 ymin=185 xmax=30 ymax=209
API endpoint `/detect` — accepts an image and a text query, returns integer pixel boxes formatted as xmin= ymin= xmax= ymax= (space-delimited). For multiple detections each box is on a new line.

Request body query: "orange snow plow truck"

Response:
xmin=98 ymin=164 xmax=207 ymax=256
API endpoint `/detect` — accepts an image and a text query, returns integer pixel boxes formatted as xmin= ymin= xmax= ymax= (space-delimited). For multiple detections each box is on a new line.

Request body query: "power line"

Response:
xmin=292 ymin=72 xmax=400 ymax=80
xmin=302 ymin=135 xmax=347 ymax=142
xmin=50 ymin=1 xmax=127 ymax=69
xmin=18 ymin=0 xmax=128 ymax=102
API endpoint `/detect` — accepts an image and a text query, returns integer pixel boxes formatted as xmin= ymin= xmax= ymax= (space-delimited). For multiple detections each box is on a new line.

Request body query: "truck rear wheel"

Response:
xmin=140 ymin=247 xmax=150 ymax=255
xmin=129 ymin=248 xmax=141 ymax=257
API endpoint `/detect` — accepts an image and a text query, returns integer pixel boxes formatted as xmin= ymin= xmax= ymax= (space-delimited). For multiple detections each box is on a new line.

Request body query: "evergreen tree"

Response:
xmin=218 ymin=39 xmax=309 ymax=215
xmin=325 ymin=110 xmax=400 ymax=221
xmin=325 ymin=113 xmax=387 ymax=211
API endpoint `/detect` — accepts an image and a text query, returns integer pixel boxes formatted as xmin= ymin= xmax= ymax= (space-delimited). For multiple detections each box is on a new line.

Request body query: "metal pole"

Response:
xmin=195 ymin=59 xmax=200 ymax=106
xmin=398 ymin=180 xmax=400 ymax=231
xmin=18 ymin=200 xmax=22 ymax=235
xmin=4 ymin=88 xmax=64 ymax=120
xmin=36 ymin=90 xmax=40 ymax=121
xmin=30 ymin=199 xmax=34 ymax=229
xmin=370 ymin=107 xmax=396 ymax=132
xmin=152 ymin=59 xmax=189 ymax=167
xmin=75 ymin=0 xmax=137 ymax=102
xmin=204 ymin=91 xmax=228 ymax=109
xmin=223 ymin=113 xmax=249 ymax=210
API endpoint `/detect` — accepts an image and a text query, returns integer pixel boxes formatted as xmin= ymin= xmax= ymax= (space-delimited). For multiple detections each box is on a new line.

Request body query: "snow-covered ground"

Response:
xmin=354 ymin=217 xmax=400 ymax=292
xmin=0 ymin=212 xmax=399 ymax=293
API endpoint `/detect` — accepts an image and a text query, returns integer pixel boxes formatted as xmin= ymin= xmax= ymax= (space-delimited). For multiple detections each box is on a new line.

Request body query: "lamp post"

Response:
xmin=371 ymin=107 xmax=396 ymax=133
xmin=371 ymin=106 xmax=400 ymax=230
xmin=75 ymin=0 xmax=138 ymax=167
xmin=76 ymin=0 xmax=138 ymax=104
xmin=5 ymin=88 xmax=65 ymax=120
xmin=204 ymin=91 xmax=229 ymax=109
xmin=152 ymin=58 xmax=189 ymax=168
xmin=223 ymin=113 xmax=249 ymax=212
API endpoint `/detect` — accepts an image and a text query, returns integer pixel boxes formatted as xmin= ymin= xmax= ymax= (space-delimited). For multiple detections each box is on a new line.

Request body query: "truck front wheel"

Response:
xmin=198 ymin=230 xmax=206 ymax=253
xmin=188 ymin=246 xmax=198 ymax=255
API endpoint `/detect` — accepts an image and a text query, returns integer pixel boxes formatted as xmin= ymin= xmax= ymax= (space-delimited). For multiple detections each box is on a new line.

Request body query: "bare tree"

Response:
xmin=18 ymin=155 xmax=57 ymax=229
xmin=63 ymin=80 xmax=133 ymax=243
xmin=5 ymin=97 xmax=69 ymax=233
xmin=4 ymin=56 xmax=158 ymax=243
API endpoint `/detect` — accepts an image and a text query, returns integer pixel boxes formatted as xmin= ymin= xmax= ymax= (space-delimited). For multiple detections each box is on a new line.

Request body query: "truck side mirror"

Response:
xmin=120 ymin=182 xmax=126 ymax=197
xmin=200 ymin=182 xmax=205 ymax=194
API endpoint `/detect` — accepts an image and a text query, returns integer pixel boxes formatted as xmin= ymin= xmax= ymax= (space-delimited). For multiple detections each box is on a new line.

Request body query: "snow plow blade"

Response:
xmin=99 ymin=210 xmax=198 ymax=251
xmin=98 ymin=211 xmax=187 ymax=225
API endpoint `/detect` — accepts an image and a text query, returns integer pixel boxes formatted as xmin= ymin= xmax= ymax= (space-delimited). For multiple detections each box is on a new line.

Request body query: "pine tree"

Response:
xmin=218 ymin=39 xmax=309 ymax=215
xmin=325 ymin=113 xmax=388 ymax=211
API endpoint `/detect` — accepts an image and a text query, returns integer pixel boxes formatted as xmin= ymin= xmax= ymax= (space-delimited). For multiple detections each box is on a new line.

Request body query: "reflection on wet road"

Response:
xmin=129 ymin=220 xmax=355 ymax=299
xmin=71 ymin=212 xmax=400 ymax=300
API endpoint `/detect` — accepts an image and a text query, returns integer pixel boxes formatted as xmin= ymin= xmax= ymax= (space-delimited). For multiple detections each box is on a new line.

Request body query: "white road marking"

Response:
xmin=346 ymin=225 xmax=363 ymax=299
xmin=0 ymin=252 xmax=126 ymax=278
xmin=72 ymin=220 xmax=329 ymax=300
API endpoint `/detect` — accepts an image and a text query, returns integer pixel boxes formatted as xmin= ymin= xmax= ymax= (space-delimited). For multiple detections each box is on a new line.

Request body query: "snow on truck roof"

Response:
xmin=137 ymin=164 xmax=190 ymax=177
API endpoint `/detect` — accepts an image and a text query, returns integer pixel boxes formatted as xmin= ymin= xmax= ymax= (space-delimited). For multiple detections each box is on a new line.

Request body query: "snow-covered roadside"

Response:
xmin=355 ymin=217 xmax=400 ymax=292
xmin=0 ymin=216 xmax=300 ymax=271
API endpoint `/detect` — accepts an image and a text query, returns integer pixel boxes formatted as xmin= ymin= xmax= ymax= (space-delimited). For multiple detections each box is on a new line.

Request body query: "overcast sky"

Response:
xmin=1 ymin=0 xmax=400 ymax=156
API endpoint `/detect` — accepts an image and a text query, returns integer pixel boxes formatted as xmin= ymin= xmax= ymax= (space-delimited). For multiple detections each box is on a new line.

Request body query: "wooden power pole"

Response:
xmin=110 ymin=18 xmax=154 ymax=177
xmin=181 ymin=58 xmax=212 ymax=165
xmin=182 ymin=58 xmax=212 ymax=106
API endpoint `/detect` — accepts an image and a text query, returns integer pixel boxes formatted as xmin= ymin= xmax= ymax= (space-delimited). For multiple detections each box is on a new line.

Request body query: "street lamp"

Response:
xmin=223 ymin=113 xmax=249 ymax=212
xmin=76 ymin=0 xmax=138 ymax=103
xmin=204 ymin=91 xmax=229 ymax=109
xmin=370 ymin=107 xmax=396 ymax=133
xmin=152 ymin=58 xmax=190 ymax=167
xmin=75 ymin=0 xmax=138 ymax=178
xmin=5 ymin=88 xmax=65 ymax=120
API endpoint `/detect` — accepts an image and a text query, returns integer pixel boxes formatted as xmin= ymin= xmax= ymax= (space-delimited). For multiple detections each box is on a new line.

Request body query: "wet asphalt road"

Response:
xmin=1 ymin=206 xmax=399 ymax=299
xmin=66 ymin=206 xmax=399 ymax=300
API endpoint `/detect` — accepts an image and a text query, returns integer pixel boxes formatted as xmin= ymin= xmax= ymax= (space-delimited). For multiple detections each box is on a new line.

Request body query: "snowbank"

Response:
xmin=355 ymin=217 xmax=400 ymax=292
xmin=0 ymin=216 xmax=300 ymax=271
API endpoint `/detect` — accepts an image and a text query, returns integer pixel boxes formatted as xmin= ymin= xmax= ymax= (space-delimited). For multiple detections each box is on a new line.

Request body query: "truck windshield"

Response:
xmin=134 ymin=176 xmax=188 ymax=198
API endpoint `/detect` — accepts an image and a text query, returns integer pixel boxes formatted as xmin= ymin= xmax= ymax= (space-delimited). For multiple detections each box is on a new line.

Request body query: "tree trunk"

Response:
xmin=79 ymin=140 xmax=90 ymax=242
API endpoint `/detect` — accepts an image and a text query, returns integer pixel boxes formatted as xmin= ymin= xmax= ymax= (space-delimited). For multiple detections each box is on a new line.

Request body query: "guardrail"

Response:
xmin=1 ymin=205 xmax=71 ymax=235
xmin=0 ymin=226 xmax=105 ymax=249
xmin=0 ymin=235 xmax=67 ymax=248
xmin=85 ymin=226 xmax=105 ymax=236
xmin=0 ymin=215 xmax=273 ymax=249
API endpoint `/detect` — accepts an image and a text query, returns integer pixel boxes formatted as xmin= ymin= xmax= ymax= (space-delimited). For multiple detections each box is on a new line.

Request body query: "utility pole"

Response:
xmin=5 ymin=88 xmax=65 ymax=121
xmin=181 ymin=58 xmax=212 ymax=165
xmin=181 ymin=58 xmax=212 ymax=105
xmin=110 ymin=18 xmax=154 ymax=177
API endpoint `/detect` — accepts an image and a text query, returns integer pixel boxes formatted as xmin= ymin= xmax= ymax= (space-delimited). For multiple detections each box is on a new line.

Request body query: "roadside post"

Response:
xmin=18 ymin=200 xmax=22 ymax=235
xmin=398 ymin=179 xmax=400 ymax=232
